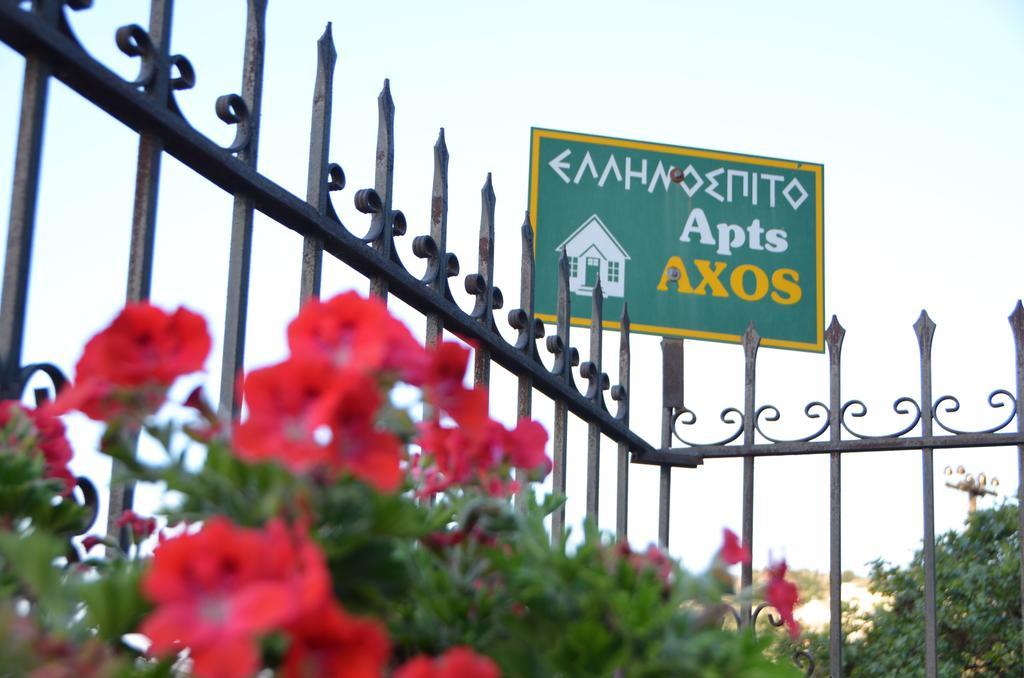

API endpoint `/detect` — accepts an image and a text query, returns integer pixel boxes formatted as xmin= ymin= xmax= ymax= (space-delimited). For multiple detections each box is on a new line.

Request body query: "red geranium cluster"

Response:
xmin=52 ymin=304 xmax=210 ymax=423
xmin=140 ymin=517 xmax=389 ymax=678
xmin=413 ymin=341 xmax=550 ymax=495
xmin=0 ymin=400 xmax=75 ymax=494
xmin=141 ymin=517 xmax=497 ymax=678
xmin=233 ymin=292 xmax=427 ymax=491
xmin=234 ymin=292 xmax=550 ymax=496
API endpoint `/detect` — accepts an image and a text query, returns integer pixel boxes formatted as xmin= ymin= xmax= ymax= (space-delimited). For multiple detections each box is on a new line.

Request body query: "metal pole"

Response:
xmin=0 ymin=0 xmax=61 ymax=400
xmin=614 ymin=304 xmax=631 ymax=539
xmin=660 ymin=338 xmax=684 ymax=548
xmin=1009 ymin=301 xmax=1024 ymax=665
xmin=826 ymin=316 xmax=846 ymax=677
xmin=218 ymin=0 xmax=268 ymax=419
xmin=584 ymin=280 xmax=604 ymax=522
xmin=550 ymin=251 xmax=575 ymax=544
xmin=740 ymin=322 xmax=760 ymax=626
xmin=367 ymin=80 xmax=394 ymax=300
xmin=914 ymin=310 xmax=938 ymax=678
xmin=513 ymin=213 xmax=537 ymax=511
xmin=113 ymin=0 xmax=175 ymax=546
xmin=298 ymin=23 xmax=336 ymax=302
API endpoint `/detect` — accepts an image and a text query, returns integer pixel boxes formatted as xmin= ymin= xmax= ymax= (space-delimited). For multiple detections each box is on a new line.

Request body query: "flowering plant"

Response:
xmin=0 ymin=293 xmax=800 ymax=677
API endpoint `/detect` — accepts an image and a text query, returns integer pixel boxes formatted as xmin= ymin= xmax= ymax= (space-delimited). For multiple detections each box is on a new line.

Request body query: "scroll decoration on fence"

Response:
xmin=672 ymin=406 xmax=745 ymax=447
xmin=932 ymin=389 xmax=1017 ymax=436
xmin=840 ymin=397 xmax=923 ymax=440
xmin=656 ymin=305 xmax=1023 ymax=459
xmin=112 ymin=15 xmax=253 ymax=155
xmin=753 ymin=401 xmax=830 ymax=444
xmin=792 ymin=650 xmax=815 ymax=678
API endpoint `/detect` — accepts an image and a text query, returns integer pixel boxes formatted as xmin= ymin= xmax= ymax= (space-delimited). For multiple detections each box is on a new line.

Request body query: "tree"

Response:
xmin=772 ymin=502 xmax=1022 ymax=676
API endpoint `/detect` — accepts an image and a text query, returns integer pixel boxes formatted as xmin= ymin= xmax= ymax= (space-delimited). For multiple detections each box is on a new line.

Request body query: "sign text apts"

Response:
xmin=529 ymin=129 xmax=824 ymax=351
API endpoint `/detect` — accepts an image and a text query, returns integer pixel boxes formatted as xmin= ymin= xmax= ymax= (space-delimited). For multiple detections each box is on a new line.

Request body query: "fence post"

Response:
xmin=299 ymin=23 xmax=336 ymax=302
xmin=217 ymin=0 xmax=268 ymax=419
xmin=549 ymin=251 xmax=576 ymax=544
xmin=470 ymin=175 xmax=497 ymax=389
xmin=914 ymin=310 xmax=938 ymax=678
xmin=583 ymin=281 xmax=605 ymax=521
xmin=513 ymin=213 xmax=538 ymax=511
xmin=740 ymin=322 xmax=760 ymax=626
xmin=614 ymin=305 xmax=631 ymax=539
xmin=660 ymin=338 xmax=684 ymax=548
xmin=1009 ymin=301 xmax=1024 ymax=666
xmin=826 ymin=316 xmax=846 ymax=677
xmin=0 ymin=1 xmax=64 ymax=400
xmin=112 ymin=0 xmax=176 ymax=547
xmin=368 ymin=81 xmax=395 ymax=299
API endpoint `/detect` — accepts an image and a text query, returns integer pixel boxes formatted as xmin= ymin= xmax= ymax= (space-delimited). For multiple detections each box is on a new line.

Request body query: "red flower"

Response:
xmin=234 ymin=360 xmax=337 ymax=472
xmin=420 ymin=342 xmax=471 ymax=413
xmin=281 ymin=600 xmax=390 ymax=678
xmin=765 ymin=559 xmax=801 ymax=639
xmin=415 ymin=414 xmax=550 ymax=496
xmin=51 ymin=304 xmax=210 ymax=422
xmin=307 ymin=375 xmax=402 ymax=491
xmin=139 ymin=517 xmax=329 ymax=678
xmin=116 ymin=510 xmax=157 ymax=541
xmin=503 ymin=419 xmax=551 ymax=475
xmin=719 ymin=528 xmax=751 ymax=566
xmin=395 ymin=647 xmax=500 ymax=678
xmin=234 ymin=361 xmax=401 ymax=491
xmin=287 ymin=292 xmax=427 ymax=382
xmin=0 ymin=400 xmax=75 ymax=494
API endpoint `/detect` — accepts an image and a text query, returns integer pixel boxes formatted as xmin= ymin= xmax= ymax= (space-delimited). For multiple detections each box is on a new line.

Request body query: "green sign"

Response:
xmin=529 ymin=128 xmax=825 ymax=352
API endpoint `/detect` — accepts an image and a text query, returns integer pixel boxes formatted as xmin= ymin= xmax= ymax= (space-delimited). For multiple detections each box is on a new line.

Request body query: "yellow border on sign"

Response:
xmin=528 ymin=127 xmax=826 ymax=353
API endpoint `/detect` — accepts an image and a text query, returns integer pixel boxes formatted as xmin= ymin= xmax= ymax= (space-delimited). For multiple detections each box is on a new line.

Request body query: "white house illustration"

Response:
xmin=556 ymin=214 xmax=630 ymax=298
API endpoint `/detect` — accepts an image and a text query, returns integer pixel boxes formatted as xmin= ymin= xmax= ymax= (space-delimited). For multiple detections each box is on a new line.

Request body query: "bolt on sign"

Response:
xmin=529 ymin=128 xmax=825 ymax=352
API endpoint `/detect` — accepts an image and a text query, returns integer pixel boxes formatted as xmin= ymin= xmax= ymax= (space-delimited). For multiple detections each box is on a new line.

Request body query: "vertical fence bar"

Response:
xmin=914 ymin=310 xmax=938 ymax=677
xmin=660 ymin=338 xmax=684 ymax=548
xmin=218 ymin=0 xmax=267 ymax=418
xmin=471 ymin=175 xmax=496 ymax=389
xmin=112 ymin=0 xmax=175 ymax=544
xmin=513 ymin=213 xmax=536 ymax=511
xmin=614 ymin=305 xmax=630 ymax=539
xmin=368 ymin=80 xmax=394 ymax=300
xmin=423 ymin=130 xmax=449 ymax=350
xmin=583 ymin=281 xmax=604 ymax=521
xmin=1009 ymin=301 xmax=1024 ymax=664
xmin=740 ymin=322 xmax=760 ymax=626
xmin=0 ymin=1 xmax=61 ymax=399
xmin=298 ymin=23 xmax=336 ymax=302
xmin=549 ymin=251 xmax=575 ymax=544
xmin=125 ymin=0 xmax=173 ymax=305
xmin=826 ymin=316 xmax=846 ymax=677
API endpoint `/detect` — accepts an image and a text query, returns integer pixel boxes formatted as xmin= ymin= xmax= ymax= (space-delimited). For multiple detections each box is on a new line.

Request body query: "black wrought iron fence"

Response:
xmin=2 ymin=2 xmax=1022 ymax=677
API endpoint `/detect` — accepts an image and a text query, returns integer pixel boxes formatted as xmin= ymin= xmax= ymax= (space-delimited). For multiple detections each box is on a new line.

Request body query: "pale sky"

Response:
xmin=2 ymin=1 xmax=1023 ymax=578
